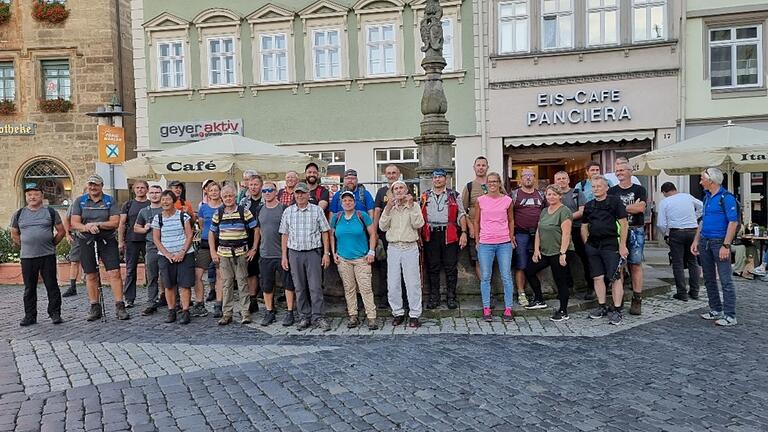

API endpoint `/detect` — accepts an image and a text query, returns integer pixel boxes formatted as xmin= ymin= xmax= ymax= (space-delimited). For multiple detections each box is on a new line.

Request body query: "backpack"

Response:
xmin=705 ymin=190 xmax=743 ymax=238
xmin=13 ymin=206 xmax=57 ymax=230
xmin=509 ymin=188 xmax=545 ymax=205
xmin=157 ymin=210 xmax=186 ymax=230
xmin=331 ymin=210 xmax=369 ymax=240
xmin=79 ymin=193 xmax=113 ymax=210
xmin=212 ymin=205 xmax=250 ymax=241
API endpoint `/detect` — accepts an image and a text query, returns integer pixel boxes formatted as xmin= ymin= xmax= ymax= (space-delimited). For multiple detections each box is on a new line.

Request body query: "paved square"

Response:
xmin=0 ymin=279 xmax=766 ymax=431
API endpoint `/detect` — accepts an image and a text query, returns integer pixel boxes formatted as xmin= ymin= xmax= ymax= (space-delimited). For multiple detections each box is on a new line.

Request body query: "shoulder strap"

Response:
xmin=48 ymin=207 xmax=57 ymax=229
xmin=125 ymin=199 xmax=133 ymax=215
xmin=13 ymin=208 xmax=23 ymax=227
xmin=466 ymin=181 xmax=473 ymax=196
xmin=238 ymin=205 xmax=246 ymax=223
xmin=331 ymin=211 xmax=343 ymax=229
xmin=179 ymin=210 xmax=185 ymax=228
xmin=510 ymin=188 xmax=518 ymax=203
xmin=215 ymin=206 xmax=225 ymax=225
xmin=355 ymin=210 xmax=366 ymax=227
xmin=573 ymin=188 xmax=580 ymax=207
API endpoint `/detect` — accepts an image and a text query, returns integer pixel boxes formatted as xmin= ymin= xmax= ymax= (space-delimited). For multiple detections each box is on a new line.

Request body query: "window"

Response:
xmin=587 ymin=0 xmax=618 ymax=46
xmin=541 ymin=0 xmax=572 ymax=50
xmin=41 ymin=60 xmax=70 ymax=101
xmin=21 ymin=159 xmax=72 ymax=207
xmin=366 ymin=24 xmax=397 ymax=76
xmin=442 ymin=18 xmax=455 ymax=71
xmin=208 ymin=37 xmax=237 ymax=86
xmin=375 ymin=148 xmax=419 ymax=182
xmin=304 ymin=151 xmax=346 ymax=180
xmin=0 ymin=62 xmax=14 ymax=102
xmin=710 ymin=25 xmax=763 ymax=88
xmin=260 ymin=34 xmax=288 ymax=83
xmin=157 ymin=41 xmax=186 ymax=90
xmin=499 ymin=1 xmax=529 ymax=54
xmin=312 ymin=29 xmax=342 ymax=80
xmin=633 ymin=0 xmax=665 ymax=42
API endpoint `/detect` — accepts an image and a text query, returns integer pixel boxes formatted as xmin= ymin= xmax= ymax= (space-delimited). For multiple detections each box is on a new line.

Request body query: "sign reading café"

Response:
xmin=527 ymin=89 xmax=632 ymax=127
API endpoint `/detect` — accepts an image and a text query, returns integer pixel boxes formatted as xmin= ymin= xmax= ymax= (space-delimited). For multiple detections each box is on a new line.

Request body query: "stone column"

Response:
xmin=414 ymin=0 xmax=456 ymax=192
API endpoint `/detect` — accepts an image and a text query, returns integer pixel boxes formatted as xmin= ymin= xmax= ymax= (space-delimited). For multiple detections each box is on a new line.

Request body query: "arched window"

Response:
xmin=21 ymin=159 xmax=72 ymax=207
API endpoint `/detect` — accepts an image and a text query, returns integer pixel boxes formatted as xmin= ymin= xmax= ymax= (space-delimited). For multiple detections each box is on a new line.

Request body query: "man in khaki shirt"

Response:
xmin=379 ymin=180 xmax=425 ymax=327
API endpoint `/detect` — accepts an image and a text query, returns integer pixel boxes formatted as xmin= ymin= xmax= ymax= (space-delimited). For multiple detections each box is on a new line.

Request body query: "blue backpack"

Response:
xmin=79 ymin=193 xmax=113 ymax=209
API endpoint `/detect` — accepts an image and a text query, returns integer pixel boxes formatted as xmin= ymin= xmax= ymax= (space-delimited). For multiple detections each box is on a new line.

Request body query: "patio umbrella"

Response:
xmin=123 ymin=135 xmax=325 ymax=182
xmin=629 ymin=121 xmax=768 ymax=190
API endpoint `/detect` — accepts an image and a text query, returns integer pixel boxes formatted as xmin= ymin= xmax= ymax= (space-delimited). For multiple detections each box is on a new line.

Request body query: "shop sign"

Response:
xmin=159 ymin=118 xmax=243 ymax=143
xmin=98 ymin=125 xmax=125 ymax=164
xmin=166 ymin=161 xmax=218 ymax=172
xmin=527 ymin=89 xmax=632 ymax=127
xmin=0 ymin=123 xmax=37 ymax=136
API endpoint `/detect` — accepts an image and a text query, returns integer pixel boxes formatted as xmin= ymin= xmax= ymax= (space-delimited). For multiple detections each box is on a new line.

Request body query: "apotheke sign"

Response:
xmin=0 ymin=123 xmax=36 ymax=136
xmin=159 ymin=118 xmax=243 ymax=143
xmin=527 ymin=89 xmax=632 ymax=127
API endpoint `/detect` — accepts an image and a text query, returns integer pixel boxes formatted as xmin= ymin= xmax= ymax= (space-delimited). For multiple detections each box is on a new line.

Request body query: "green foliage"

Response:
xmin=0 ymin=229 xmax=20 ymax=264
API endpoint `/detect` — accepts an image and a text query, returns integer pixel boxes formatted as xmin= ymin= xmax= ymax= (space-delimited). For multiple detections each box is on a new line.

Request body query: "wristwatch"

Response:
xmin=723 ymin=243 xmax=731 ymax=249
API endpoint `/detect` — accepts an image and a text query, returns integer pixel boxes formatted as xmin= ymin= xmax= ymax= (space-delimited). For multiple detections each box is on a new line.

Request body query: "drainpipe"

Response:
xmin=678 ymin=0 xmax=688 ymax=193
xmin=478 ymin=0 xmax=489 ymax=156
xmin=115 ymin=0 xmax=125 ymax=105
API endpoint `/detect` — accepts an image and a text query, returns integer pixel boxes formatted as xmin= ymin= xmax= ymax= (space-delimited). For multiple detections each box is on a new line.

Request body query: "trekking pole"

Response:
xmin=94 ymin=239 xmax=107 ymax=322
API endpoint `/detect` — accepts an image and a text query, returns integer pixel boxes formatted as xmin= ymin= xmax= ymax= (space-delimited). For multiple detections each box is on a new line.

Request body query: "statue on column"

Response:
xmin=420 ymin=0 xmax=444 ymax=59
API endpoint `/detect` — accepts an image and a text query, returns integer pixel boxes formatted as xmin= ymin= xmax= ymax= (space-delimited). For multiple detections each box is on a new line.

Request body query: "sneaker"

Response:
xmin=588 ymin=305 xmax=608 ymax=319
xmin=164 ymin=309 xmax=177 ymax=323
xmin=483 ymin=307 xmax=493 ymax=322
xmin=217 ymin=315 xmax=233 ymax=326
xmin=408 ymin=317 xmax=420 ymax=328
xmin=115 ymin=301 xmax=130 ymax=320
xmin=750 ymin=265 xmax=766 ymax=276
xmin=502 ymin=307 xmax=513 ymax=322
xmin=367 ymin=319 xmax=379 ymax=330
xmin=62 ymin=286 xmax=77 ymax=297
xmin=19 ymin=316 xmax=36 ymax=327
xmin=85 ymin=303 xmax=102 ymax=322
xmin=296 ymin=318 xmax=312 ymax=330
xmin=261 ymin=310 xmax=276 ymax=326
xmin=50 ymin=314 xmax=63 ymax=325
xmin=206 ymin=288 xmax=216 ymax=302
xmin=315 ymin=317 xmax=331 ymax=331
xmin=282 ymin=311 xmax=295 ymax=327
xmin=609 ymin=309 xmax=624 ymax=325
xmin=249 ymin=296 xmax=259 ymax=314
xmin=629 ymin=295 xmax=642 ymax=316
xmin=347 ymin=316 xmax=360 ymax=328
xmin=701 ymin=310 xmax=724 ymax=320
xmin=124 ymin=300 xmax=134 ymax=309
xmin=392 ymin=315 xmax=406 ymax=326
xmin=672 ymin=293 xmax=689 ymax=302
xmin=517 ymin=293 xmax=529 ymax=307
xmin=240 ymin=313 xmax=252 ymax=325
xmin=688 ymin=290 xmax=699 ymax=300
xmin=178 ymin=310 xmax=191 ymax=325
xmin=141 ymin=305 xmax=157 ymax=316
xmin=212 ymin=303 xmax=223 ymax=318
xmin=714 ymin=315 xmax=737 ymax=326
xmin=525 ymin=300 xmax=548 ymax=310
xmin=550 ymin=310 xmax=569 ymax=322
xmin=191 ymin=303 xmax=209 ymax=317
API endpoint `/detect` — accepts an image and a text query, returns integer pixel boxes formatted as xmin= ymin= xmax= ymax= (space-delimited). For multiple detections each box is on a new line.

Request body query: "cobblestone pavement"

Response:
xmin=0 ymin=278 xmax=766 ymax=432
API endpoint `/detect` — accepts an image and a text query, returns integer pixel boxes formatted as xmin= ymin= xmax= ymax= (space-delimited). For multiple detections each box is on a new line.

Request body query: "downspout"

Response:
xmin=478 ymin=0 xmax=488 ymax=156
xmin=678 ymin=0 xmax=688 ymax=195
xmin=115 ymin=0 xmax=125 ymax=105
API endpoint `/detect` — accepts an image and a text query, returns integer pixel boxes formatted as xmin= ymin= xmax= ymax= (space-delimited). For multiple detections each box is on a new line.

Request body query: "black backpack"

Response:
xmin=157 ymin=210 xmax=186 ymax=229
xmin=13 ymin=206 xmax=57 ymax=230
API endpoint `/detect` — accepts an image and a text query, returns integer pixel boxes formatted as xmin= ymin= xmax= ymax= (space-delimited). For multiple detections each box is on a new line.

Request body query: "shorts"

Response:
xmin=67 ymin=236 xmax=81 ymax=262
xmin=259 ymin=257 xmax=294 ymax=294
xmin=80 ymin=235 xmax=121 ymax=274
xmin=195 ymin=247 xmax=214 ymax=270
xmin=247 ymin=252 xmax=260 ymax=277
xmin=585 ymin=241 xmax=620 ymax=279
xmin=468 ymin=236 xmax=478 ymax=262
xmin=513 ymin=232 xmax=533 ymax=270
xmin=159 ymin=253 xmax=196 ymax=289
xmin=627 ymin=227 xmax=645 ymax=265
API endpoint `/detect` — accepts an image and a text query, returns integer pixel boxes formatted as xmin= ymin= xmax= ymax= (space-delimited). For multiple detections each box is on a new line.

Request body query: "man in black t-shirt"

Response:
xmin=119 ymin=181 xmax=151 ymax=308
xmin=608 ymin=163 xmax=647 ymax=316
xmin=240 ymin=174 xmax=264 ymax=314
xmin=581 ymin=175 xmax=628 ymax=325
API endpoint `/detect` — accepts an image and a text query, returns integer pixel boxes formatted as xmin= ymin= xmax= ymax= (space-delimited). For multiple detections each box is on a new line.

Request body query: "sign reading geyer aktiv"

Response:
xmin=159 ymin=118 xmax=243 ymax=143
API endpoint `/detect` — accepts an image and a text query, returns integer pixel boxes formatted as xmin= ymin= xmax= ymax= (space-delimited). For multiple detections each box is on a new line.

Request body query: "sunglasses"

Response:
xmin=262 ymin=188 xmax=276 ymax=193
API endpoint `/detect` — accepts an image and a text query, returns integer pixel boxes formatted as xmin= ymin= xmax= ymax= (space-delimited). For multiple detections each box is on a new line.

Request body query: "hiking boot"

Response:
xmin=62 ymin=286 xmax=77 ymax=297
xmin=191 ymin=303 xmax=208 ymax=317
xmin=249 ymin=296 xmax=259 ymax=313
xmin=701 ymin=310 xmax=724 ymax=320
xmin=282 ymin=310 xmax=295 ymax=327
xmin=141 ymin=305 xmax=157 ymax=316
xmin=50 ymin=314 xmax=63 ymax=325
xmin=608 ymin=309 xmax=624 ymax=325
xmin=550 ymin=310 xmax=569 ymax=322
xmin=367 ymin=319 xmax=379 ymax=330
xmin=315 ymin=317 xmax=331 ymax=332
xmin=86 ymin=303 xmax=102 ymax=322
xmin=517 ymin=293 xmax=529 ymax=307
xmin=392 ymin=315 xmax=405 ymax=326
xmin=408 ymin=317 xmax=420 ymax=328
xmin=241 ymin=313 xmax=252 ymax=325
xmin=261 ymin=310 xmax=276 ymax=326
xmin=115 ymin=301 xmax=130 ymax=320
xmin=446 ymin=297 xmax=458 ymax=310
xmin=688 ymin=290 xmax=699 ymax=300
xmin=218 ymin=315 xmax=233 ymax=326
xmin=212 ymin=303 xmax=223 ymax=318
xmin=483 ymin=307 xmax=493 ymax=323
xmin=426 ymin=298 xmax=438 ymax=310
xmin=206 ymin=288 xmax=216 ymax=302
xmin=347 ymin=316 xmax=360 ymax=328
xmin=629 ymin=295 xmax=642 ymax=315
xmin=714 ymin=315 xmax=737 ymax=327
xmin=19 ymin=316 xmax=36 ymax=327
xmin=588 ymin=305 xmax=608 ymax=319
xmin=178 ymin=310 xmax=191 ymax=325
xmin=164 ymin=309 xmax=177 ymax=323
xmin=124 ymin=300 xmax=134 ymax=309
xmin=672 ymin=293 xmax=689 ymax=302
xmin=296 ymin=318 xmax=312 ymax=330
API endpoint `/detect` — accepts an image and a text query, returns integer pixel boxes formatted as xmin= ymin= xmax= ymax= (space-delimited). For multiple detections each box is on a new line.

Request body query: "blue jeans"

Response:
xmin=698 ymin=237 xmax=736 ymax=318
xmin=478 ymin=242 xmax=514 ymax=308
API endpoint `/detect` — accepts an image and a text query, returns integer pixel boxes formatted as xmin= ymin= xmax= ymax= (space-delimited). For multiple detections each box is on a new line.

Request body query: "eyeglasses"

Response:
xmin=262 ymin=188 xmax=275 ymax=193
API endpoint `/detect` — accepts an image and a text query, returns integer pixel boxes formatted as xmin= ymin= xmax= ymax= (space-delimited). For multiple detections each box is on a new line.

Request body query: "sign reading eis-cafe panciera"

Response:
xmin=159 ymin=118 xmax=243 ymax=143
xmin=527 ymin=89 xmax=632 ymax=127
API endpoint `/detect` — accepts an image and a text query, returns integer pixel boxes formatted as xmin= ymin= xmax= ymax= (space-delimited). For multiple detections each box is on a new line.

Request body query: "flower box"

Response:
xmin=39 ymin=98 xmax=72 ymax=113
xmin=32 ymin=1 xmax=69 ymax=24
xmin=0 ymin=3 xmax=11 ymax=25
xmin=0 ymin=100 xmax=15 ymax=115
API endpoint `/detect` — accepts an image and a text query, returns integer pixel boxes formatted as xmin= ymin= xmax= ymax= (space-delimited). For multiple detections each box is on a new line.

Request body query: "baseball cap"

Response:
xmin=87 ymin=174 xmax=104 ymax=185
xmin=294 ymin=182 xmax=309 ymax=193
xmin=432 ymin=169 xmax=447 ymax=177
xmin=340 ymin=191 xmax=355 ymax=200
xmin=24 ymin=183 xmax=41 ymax=192
xmin=168 ymin=180 xmax=183 ymax=187
xmin=344 ymin=169 xmax=358 ymax=177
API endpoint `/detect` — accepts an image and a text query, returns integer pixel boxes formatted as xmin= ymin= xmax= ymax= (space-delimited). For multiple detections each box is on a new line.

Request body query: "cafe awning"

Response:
xmin=504 ymin=130 xmax=656 ymax=148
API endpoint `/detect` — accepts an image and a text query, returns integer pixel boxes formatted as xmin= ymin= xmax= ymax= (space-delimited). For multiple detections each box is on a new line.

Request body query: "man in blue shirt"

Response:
xmin=692 ymin=167 xmax=739 ymax=326
xmin=328 ymin=169 xmax=375 ymax=217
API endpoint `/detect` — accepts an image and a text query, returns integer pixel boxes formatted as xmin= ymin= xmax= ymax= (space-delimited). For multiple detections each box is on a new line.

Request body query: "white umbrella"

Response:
xmin=629 ymin=121 xmax=768 ymax=190
xmin=124 ymin=135 xmax=325 ymax=182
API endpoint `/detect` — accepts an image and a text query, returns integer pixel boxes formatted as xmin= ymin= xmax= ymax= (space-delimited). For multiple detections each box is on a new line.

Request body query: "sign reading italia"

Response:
xmin=0 ymin=123 xmax=37 ymax=136
xmin=159 ymin=118 xmax=243 ymax=143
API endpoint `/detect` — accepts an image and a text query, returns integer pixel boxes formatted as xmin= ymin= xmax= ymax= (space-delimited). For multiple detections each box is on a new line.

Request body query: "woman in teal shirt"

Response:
xmin=330 ymin=191 xmax=378 ymax=330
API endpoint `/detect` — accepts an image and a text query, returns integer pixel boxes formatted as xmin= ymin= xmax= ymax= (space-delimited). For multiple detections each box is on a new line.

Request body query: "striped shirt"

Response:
xmin=210 ymin=206 xmax=258 ymax=257
xmin=279 ymin=203 xmax=330 ymax=251
xmin=150 ymin=210 xmax=193 ymax=257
